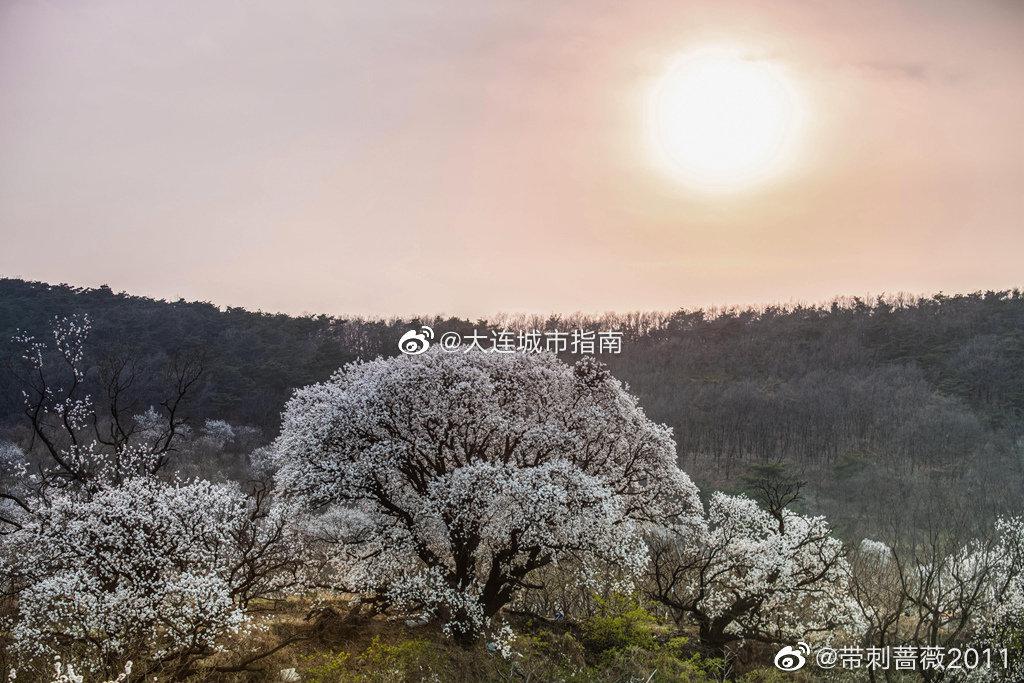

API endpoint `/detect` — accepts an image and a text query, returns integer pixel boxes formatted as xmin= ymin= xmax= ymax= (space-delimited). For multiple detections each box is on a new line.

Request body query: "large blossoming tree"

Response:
xmin=273 ymin=349 xmax=702 ymax=641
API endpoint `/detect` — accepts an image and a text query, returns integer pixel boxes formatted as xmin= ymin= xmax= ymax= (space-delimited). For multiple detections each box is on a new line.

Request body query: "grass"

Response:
xmin=179 ymin=595 xmax=845 ymax=682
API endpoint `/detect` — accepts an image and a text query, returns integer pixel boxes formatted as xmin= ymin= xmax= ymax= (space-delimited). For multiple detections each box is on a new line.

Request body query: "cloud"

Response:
xmin=854 ymin=60 xmax=964 ymax=84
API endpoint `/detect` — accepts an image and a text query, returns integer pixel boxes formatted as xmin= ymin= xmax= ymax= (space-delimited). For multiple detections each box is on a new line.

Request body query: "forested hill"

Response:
xmin=2 ymin=277 xmax=1023 ymax=534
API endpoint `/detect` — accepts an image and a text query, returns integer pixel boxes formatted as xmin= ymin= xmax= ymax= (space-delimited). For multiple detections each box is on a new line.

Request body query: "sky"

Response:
xmin=1 ymin=0 xmax=1022 ymax=317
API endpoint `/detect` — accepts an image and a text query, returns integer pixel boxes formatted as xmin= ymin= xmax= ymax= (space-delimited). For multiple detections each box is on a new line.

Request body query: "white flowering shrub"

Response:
xmin=648 ymin=492 xmax=860 ymax=653
xmin=273 ymin=349 xmax=702 ymax=641
xmin=201 ymin=419 xmax=236 ymax=448
xmin=2 ymin=476 xmax=305 ymax=678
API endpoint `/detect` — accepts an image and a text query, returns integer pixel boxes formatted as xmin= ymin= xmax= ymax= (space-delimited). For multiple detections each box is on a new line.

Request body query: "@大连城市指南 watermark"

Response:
xmin=774 ymin=642 xmax=1012 ymax=674
xmin=398 ymin=326 xmax=624 ymax=356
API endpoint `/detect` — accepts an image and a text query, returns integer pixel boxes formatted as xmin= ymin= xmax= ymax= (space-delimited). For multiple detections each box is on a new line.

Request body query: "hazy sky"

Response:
xmin=1 ymin=0 xmax=1022 ymax=317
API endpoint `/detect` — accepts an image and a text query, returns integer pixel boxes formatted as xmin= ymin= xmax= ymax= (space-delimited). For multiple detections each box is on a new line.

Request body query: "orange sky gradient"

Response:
xmin=1 ymin=0 xmax=1022 ymax=317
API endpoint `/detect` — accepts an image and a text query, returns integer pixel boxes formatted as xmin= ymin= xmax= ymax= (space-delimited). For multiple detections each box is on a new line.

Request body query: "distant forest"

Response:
xmin=1 ymin=277 xmax=1021 ymax=540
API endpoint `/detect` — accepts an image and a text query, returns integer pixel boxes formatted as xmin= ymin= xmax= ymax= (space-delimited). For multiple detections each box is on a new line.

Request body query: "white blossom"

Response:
xmin=649 ymin=492 xmax=861 ymax=651
xmin=970 ymin=516 xmax=1024 ymax=681
xmin=274 ymin=349 xmax=702 ymax=639
xmin=201 ymin=419 xmax=236 ymax=448
xmin=858 ymin=538 xmax=893 ymax=562
xmin=3 ymin=477 xmax=304 ymax=676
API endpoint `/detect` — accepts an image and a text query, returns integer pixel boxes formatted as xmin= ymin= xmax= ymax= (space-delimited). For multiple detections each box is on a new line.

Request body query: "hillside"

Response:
xmin=1 ymin=277 xmax=1022 ymax=537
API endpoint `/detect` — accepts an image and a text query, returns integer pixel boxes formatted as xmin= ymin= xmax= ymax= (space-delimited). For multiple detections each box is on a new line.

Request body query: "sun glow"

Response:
xmin=648 ymin=47 xmax=805 ymax=192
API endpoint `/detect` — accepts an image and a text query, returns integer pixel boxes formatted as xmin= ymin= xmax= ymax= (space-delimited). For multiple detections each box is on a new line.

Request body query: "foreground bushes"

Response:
xmin=300 ymin=597 xmax=728 ymax=683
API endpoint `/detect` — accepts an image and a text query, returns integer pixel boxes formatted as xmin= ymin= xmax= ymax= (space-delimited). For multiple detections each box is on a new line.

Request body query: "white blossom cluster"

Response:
xmin=13 ymin=315 xmax=91 ymax=379
xmin=50 ymin=316 xmax=91 ymax=381
xmin=708 ymin=494 xmax=861 ymax=642
xmin=200 ymin=419 xmax=236 ymax=448
xmin=972 ymin=516 xmax=1024 ymax=680
xmin=988 ymin=515 xmax=1024 ymax=615
xmin=11 ymin=315 xmax=172 ymax=487
xmin=650 ymin=492 xmax=862 ymax=648
xmin=2 ymin=476 xmax=304 ymax=676
xmin=46 ymin=440 xmax=168 ymax=489
xmin=9 ymin=659 xmax=132 ymax=683
xmin=1 ymin=317 xmax=315 ymax=677
xmin=273 ymin=348 xmax=703 ymax=638
xmin=132 ymin=406 xmax=190 ymax=444
xmin=857 ymin=537 xmax=893 ymax=561
xmin=0 ymin=442 xmax=28 ymax=476
xmin=850 ymin=516 xmax=1024 ymax=681
xmin=0 ymin=441 xmax=31 ymax=507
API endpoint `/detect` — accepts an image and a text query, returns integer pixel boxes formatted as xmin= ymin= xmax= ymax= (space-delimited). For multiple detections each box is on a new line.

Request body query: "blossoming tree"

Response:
xmin=647 ymin=492 xmax=859 ymax=654
xmin=849 ymin=514 xmax=1014 ymax=681
xmin=8 ymin=315 xmax=202 ymax=493
xmin=4 ymin=477 xmax=306 ymax=678
xmin=975 ymin=516 xmax=1024 ymax=681
xmin=1 ymin=317 xmax=307 ymax=678
xmin=273 ymin=349 xmax=702 ymax=641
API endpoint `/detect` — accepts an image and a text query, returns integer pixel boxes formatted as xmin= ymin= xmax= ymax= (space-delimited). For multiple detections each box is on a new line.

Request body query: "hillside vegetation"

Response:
xmin=1 ymin=277 xmax=1022 ymax=539
xmin=2 ymin=278 xmax=1023 ymax=681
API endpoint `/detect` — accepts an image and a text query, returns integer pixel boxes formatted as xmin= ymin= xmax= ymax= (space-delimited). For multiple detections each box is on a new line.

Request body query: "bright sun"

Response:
xmin=649 ymin=47 xmax=804 ymax=192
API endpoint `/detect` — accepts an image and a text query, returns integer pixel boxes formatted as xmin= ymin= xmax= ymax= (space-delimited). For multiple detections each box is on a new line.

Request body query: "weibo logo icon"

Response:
xmin=774 ymin=642 xmax=809 ymax=671
xmin=398 ymin=326 xmax=434 ymax=355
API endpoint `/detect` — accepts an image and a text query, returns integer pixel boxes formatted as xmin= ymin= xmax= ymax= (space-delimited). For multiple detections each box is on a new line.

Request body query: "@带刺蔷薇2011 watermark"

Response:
xmin=773 ymin=642 xmax=1012 ymax=674
xmin=398 ymin=326 xmax=624 ymax=356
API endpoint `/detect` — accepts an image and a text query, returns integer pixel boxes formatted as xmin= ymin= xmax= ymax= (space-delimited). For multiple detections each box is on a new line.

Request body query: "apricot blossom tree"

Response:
xmin=648 ymin=492 xmax=859 ymax=654
xmin=273 ymin=349 xmax=702 ymax=641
